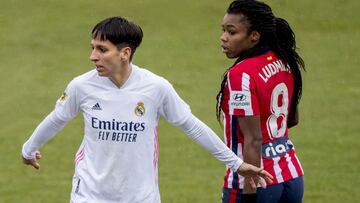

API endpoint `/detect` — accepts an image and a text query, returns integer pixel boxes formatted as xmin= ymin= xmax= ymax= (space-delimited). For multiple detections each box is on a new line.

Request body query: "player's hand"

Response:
xmin=22 ymin=151 xmax=42 ymax=170
xmin=237 ymin=162 xmax=273 ymax=189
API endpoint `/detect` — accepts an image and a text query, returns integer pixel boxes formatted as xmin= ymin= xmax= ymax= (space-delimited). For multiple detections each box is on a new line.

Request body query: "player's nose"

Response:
xmin=220 ymin=32 xmax=227 ymax=42
xmin=90 ymin=50 xmax=99 ymax=62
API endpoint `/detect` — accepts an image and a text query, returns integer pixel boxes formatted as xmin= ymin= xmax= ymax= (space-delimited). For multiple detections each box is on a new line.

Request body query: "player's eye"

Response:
xmin=98 ymin=47 xmax=108 ymax=53
xmin=228 ymin=30 xmax=236 ymax=35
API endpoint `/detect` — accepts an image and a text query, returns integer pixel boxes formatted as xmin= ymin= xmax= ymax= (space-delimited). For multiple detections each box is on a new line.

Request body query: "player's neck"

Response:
xmin=109 ymin=62 xmax=132 ymax=88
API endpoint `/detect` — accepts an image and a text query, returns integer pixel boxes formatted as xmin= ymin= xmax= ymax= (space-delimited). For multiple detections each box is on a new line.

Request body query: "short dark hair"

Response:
xmin=92 ymin=16 xmax=143 ymax=60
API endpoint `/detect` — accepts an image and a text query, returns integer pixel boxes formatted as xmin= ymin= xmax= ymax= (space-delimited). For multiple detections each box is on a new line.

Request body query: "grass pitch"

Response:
xmin=0 ymin=0 xmax=359 ymax=202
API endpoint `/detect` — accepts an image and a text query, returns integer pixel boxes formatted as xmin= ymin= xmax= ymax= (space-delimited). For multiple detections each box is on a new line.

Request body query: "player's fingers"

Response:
xmin=35 ymin=151 xmax=42 ymax=160
xmin=258 ymin=177 xmax=267 ymax=188
xmin=22 ymin=154 xmax=41 ymax=170
xmin=248 ymin=177 xmax=257 ymax=189
xmin=24 ymin=159 xmax=41 ymax=170
xmin=31 ymin=161 xmax=41 ymax=170
xmin=258 ymin=169 xmax=273 ymax=184
xmin=35 ymin=154 xmax=42 ymax=160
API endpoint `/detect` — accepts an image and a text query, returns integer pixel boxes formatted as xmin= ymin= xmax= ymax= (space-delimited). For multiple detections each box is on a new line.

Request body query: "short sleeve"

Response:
xmin=53 ymin=79 xmax=81 ymax=122
xmin=158 ymin=80 xmax=191 ymax=126
xmin=227 ymin=67 xmax=259 ymax=116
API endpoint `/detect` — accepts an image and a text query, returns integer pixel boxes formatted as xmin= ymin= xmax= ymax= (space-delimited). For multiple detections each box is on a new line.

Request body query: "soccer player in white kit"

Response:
xmin=22 ymin=16 xmax=272 ymax=203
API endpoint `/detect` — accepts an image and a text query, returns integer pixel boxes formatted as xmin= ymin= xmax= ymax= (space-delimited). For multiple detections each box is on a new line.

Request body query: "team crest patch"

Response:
xmin=57 ymin=92 xmax=68 ymax=104
xmin=267 ymin=56 xmax=273 ymax=61
xmin=135 ymin=102 xmax=145 ymax=117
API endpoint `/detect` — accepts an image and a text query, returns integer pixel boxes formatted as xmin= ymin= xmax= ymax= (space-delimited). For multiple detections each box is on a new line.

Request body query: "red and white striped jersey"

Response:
xmin=221 ymin=51 xmax=303 ymax=189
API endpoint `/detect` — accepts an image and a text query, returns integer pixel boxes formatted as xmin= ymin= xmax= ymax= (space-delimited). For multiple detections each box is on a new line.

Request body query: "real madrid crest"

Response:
xmin=135 ymin=102 xmax=145 ymax=117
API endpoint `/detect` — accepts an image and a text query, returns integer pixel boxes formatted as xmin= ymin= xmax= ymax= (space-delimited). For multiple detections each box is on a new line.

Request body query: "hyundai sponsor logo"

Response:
xmin=233 ymin=93 xmax=246 ymax=101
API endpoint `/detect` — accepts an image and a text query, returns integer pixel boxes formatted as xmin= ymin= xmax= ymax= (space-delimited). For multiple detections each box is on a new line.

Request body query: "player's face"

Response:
xmin=221 ymin=13 xmax=258 ymax=58
xmin=90 ymin=39 xmax=129 ymax=77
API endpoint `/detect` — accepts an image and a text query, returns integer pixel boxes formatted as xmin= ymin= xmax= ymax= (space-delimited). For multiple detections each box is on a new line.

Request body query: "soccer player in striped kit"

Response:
xmin=21 ymin=16 xmax=272 ymax=203
xmin=217 ymin=1 xmax=305 ymax=202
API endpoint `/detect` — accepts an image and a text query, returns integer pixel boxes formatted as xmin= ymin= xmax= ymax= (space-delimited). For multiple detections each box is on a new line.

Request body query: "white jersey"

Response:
xmin=23 ymin=64 xmax=243 ymax=203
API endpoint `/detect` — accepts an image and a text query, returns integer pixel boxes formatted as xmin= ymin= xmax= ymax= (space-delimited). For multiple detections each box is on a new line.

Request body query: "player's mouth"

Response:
xmin=221 ymin=45 xmax=230 ymax=54
xmin=96 ymin=65 xmax=106 ymax=72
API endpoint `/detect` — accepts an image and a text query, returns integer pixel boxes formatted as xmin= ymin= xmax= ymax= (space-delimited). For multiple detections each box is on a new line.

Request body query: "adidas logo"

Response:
xmin=92 ymin=103 xmax=102 ymax=110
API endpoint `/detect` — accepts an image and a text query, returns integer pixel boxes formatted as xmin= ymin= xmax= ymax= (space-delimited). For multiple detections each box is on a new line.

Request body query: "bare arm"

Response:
xmin=238 ymin=115 xmax=262 ymax=194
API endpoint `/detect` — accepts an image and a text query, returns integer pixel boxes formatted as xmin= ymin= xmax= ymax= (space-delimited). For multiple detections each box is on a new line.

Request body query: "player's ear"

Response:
xmin=120 ymin=47 xmax=132 ymax=61
xmin=250 ymin=31 xmax=260 ymax=43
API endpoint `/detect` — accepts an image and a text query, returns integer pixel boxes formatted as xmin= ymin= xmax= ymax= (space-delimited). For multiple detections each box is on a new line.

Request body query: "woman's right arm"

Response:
xmin=22 ymin=79 xmax=80 ymax=169
xmin=22 ymin=111 xmax=69 ymax=169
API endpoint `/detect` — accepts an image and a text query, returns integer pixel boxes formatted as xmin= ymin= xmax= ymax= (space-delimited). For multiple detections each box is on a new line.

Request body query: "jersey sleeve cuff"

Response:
xmin=231 ymin=158 xmax=244 ymax=172
xmin=22 ymin=143 xmax=35 ymax=160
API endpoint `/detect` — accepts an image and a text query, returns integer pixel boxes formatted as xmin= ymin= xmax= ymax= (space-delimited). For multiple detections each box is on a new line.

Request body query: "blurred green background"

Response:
xmin=0 ymin=0 xmax=359 ymax=202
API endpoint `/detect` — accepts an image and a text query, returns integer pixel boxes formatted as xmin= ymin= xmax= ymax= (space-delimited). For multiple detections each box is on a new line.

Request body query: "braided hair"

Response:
xmin=216 ymin=0 xmax=305 ymax=123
